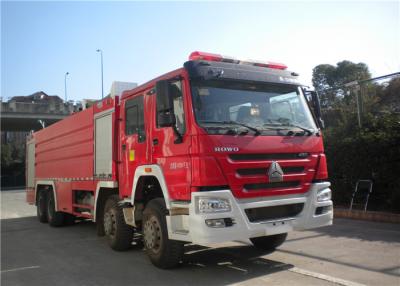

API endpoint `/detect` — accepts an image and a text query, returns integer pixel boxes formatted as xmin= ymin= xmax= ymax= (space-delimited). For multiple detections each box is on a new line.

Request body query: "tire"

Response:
xmin=142 ymin=198 xmax=184 ymax=269
xmin=103 ymin=195 xmax=134 ymax=251
xmin=250 ymin=233 xmax=288 ymax=251
xmin=37 ymin=190 xmax=48 ymax=223
xmin=47 ymin=191 xmax=65 ymax=227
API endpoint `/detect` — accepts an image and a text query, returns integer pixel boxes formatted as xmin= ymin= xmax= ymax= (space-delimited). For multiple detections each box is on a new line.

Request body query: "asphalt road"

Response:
xmin=1 ymin=190 xmax=400 ymax=286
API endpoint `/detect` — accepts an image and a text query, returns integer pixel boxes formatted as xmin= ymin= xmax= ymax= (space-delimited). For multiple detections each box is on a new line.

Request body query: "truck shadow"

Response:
xmin=180 ymin=244 xmax=293 ymax=285
xmin=3 ymin=216 xmax=400 ymax=285
xmin=312 ymin=218 xmax=400 ymax=243
xmin=2 ymin=216 xmax=294 ymax=286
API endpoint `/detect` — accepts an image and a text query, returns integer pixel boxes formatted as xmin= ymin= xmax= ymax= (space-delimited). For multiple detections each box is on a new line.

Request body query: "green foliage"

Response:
xmin=1 ymin=144 xmax=13 ymax=167
xmin=1 ymin=143 xmax=26 ymax=188
xmin=312 ymin=60 xmax=371 ymax=108
xmin=373 ymin=78 xmax=400 ymax=113
xmin=324 ymin=113 xmax=400 ymax=212
xmin=316 ymin=69 xmax=400 ymax=213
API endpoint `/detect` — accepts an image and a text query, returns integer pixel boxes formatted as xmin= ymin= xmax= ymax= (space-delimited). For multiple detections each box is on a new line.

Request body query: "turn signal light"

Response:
xmin=314 ymin=154 xmax=328 ymax=181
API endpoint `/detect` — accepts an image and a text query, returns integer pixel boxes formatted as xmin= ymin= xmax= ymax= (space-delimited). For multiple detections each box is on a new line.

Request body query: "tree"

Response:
xmin=312 ymin=60 xmax=371 ymax=108
xmin=313 ymin=61 xmax=400 ymax=213
xmin=1 ymin=144 xmax=13 ymax=168
xmin=376 ymin=78 xmax=400 ymax=112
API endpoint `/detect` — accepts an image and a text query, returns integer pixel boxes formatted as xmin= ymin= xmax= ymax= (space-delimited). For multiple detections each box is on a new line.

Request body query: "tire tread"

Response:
xmin=104 ymin=195 xmax=134 ymax=251
xmin=143 ymin=198 xmax=184 ymax=269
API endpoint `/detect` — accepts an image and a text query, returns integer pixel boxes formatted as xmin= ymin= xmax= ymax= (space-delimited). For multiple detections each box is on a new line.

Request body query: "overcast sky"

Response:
xmin=2 ymin=1 xmax=399 ymax=101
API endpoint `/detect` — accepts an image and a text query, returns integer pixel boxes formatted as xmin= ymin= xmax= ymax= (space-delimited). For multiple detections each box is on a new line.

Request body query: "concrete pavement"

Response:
xmin=1 ymin=190 xmax=399 ymax=286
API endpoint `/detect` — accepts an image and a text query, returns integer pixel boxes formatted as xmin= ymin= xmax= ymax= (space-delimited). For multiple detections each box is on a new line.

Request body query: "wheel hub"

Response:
xmin=143 ymin=216 xmax=161 ymax=252
xmin=104 ymin=211 xmax=115 ymax=236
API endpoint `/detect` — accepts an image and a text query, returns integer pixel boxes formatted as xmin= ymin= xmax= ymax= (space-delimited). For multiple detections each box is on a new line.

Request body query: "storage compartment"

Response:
xmin=94 ymin=112 xmax=113 ymax=178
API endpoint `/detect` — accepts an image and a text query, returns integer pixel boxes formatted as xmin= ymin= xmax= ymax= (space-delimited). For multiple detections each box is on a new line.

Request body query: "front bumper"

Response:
xmin=167 ymin=182 xmax=332 ymax=244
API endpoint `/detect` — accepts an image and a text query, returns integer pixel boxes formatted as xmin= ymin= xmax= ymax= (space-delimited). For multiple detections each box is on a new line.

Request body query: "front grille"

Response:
xmin=237 ymin=166 xmax=305 ymax=176
xmin=198 ymin=185 xmax=229 ymax=192
xmin=229 ymin=153 xmax=309 ymax=161
xmin=245 ymin=203 xmax=304 ymax=222
xmin=244 ymin=181 xmax=300 ymax=191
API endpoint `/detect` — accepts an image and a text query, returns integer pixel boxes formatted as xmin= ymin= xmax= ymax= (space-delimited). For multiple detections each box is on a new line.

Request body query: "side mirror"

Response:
xmin=156 ymin=80 xmax=175 ymax=127
xmin=310 ymin=91 xmax=325 ymax=129
xmin=304 ymin=90 xmax=325 ymax=129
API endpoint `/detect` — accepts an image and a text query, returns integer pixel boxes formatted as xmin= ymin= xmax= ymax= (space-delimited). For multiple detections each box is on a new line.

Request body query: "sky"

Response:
xmin=1 ymin=1 xmax=399 ymax=101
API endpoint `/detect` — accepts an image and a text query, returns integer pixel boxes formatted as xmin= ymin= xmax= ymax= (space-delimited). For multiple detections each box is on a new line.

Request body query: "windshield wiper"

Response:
xmin=263 ymin=122 xmax=314 ymax=136
xmin=285 ymin=124 xmax=314 ymax=136
xmin=199 ymin=120 xmax=261 ymax=135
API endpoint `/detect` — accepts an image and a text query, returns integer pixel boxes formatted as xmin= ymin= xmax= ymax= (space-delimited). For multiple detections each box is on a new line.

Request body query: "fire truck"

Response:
xmin=26 ymin=51 xmax=332 ymax=269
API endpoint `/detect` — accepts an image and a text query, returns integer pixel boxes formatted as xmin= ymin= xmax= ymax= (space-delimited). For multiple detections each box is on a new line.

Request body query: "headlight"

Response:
xmin=198 ymin=197 xmax=231 ymax=213
xmin=317 ymin=189 xmax=332 ymax=202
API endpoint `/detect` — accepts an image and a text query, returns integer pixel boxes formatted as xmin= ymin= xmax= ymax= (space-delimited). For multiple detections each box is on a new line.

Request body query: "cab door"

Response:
xmin=119 ymin=95 xmax=148 ymax=198
xmin=150 ymin=79 xmax=192 ymax=201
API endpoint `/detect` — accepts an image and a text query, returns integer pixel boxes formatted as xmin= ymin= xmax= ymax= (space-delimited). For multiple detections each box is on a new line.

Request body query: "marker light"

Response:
xmin=314 ymin=154 xmax=329 ymax=181
xmin=189 ymin=51 xmax=288 ymax=70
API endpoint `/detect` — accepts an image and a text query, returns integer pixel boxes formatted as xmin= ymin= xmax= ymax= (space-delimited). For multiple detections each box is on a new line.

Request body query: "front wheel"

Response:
xmin=143 ymin=198 xmax=184 ymax=269
xmin=250 ymin=233 xmax=288 ymax=251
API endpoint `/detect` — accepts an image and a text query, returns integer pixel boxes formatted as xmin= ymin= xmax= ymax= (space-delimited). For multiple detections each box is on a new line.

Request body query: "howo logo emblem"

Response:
xmin=268 ymin=161 xmax=284 ymax=182
xmin=214 ymin=147 xmax=240 ymax=152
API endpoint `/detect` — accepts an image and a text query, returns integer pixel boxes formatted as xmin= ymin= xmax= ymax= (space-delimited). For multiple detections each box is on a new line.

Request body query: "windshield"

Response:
xmin=191 ymin=80 xmax=317 ymax=135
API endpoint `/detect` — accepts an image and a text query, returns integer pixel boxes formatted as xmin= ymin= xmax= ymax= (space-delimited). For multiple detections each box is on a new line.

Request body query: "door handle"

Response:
xmin=152 ymin=139 xmax=159 ymax=146
xmin=122 ymin=144 xmax=126 ymax=151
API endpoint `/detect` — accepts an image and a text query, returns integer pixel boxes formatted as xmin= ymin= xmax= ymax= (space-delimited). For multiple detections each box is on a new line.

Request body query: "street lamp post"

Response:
xmin=96 ymin=49 xmax=104 ymax=99
xmin=64 ymin=72 xmax=69 ymax=102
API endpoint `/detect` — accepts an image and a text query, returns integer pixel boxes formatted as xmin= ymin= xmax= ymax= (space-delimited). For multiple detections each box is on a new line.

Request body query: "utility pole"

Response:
xmin=345 ymin=80 xmax=362 ymax=128
xmin=64 ymin=72 xmax=69 ymax=102
xmin=96 ymin=49 xmax=104 ymax=99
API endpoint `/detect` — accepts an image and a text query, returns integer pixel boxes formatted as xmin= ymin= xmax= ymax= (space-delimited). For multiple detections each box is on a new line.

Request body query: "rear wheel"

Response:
xmin=37 ymin=190 xmax=48 ymax=223
xmin=250 ymin=233 xmax=288 ymax=251
xmin=103 ymin=195 xmax=134 ymax=251
xmin=47 ymin=191 xmax=65 ymax=227
xmin=143 ymin=198 xmax=184 ymax=269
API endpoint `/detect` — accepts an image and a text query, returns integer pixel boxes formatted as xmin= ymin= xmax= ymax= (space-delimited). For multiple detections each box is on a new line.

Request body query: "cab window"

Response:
xmin=125 ymin=96 xmax=145 ymax=142
xmin=156 ymin=80 xmax=186 ymax=134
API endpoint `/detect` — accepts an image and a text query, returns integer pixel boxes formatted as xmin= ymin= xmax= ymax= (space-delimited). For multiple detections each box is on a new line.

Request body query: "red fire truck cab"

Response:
xmin=26 ymin=51 xmax=332 ymax=268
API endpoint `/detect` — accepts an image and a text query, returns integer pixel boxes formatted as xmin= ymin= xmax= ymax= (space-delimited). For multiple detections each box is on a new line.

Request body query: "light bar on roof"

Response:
xmin=189 ymin=51 xmax=239 ymax=64
xmin=252 ymin=61 xmax=288 ymax=70
xmin=189 ymin=51 xmax=287 ymax=70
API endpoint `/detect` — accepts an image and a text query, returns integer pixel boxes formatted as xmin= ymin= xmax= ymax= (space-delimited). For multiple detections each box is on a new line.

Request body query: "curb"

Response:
xmin=334 ymin=208 xmax=400 ymax=223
